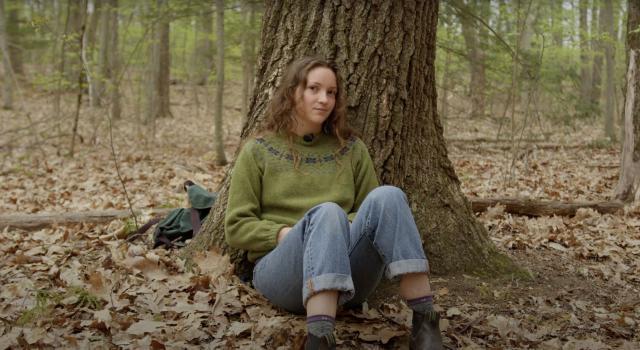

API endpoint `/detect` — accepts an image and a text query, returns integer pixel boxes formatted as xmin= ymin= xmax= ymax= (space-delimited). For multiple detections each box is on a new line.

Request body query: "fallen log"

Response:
xmin=0 ymin=198 xmax=625 ymax=231
xmin=470 ymin=198 xmax=624 ymax=217
xmin=446 ymin=137 xmax=547 ymax=143
xmin=0 ymin=208 xmax=173 ymax=231
xmin=448 ymin=142 xmax=588 ymax=151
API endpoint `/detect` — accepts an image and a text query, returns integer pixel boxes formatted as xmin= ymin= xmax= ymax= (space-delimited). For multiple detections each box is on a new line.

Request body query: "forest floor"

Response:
xmin=0 ymin=85 xmax=639 ymax=349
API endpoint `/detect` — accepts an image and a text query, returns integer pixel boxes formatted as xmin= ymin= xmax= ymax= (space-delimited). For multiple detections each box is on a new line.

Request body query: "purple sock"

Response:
xmin=407 ymin=295 xmax=434 ymax=313
xmin=306 ymin=315 xmax=335 ymax=337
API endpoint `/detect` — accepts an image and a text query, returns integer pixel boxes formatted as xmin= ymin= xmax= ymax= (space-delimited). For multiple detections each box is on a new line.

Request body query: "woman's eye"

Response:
xmin=328 ymin=91 xmax=336 ymax=96
xmin=309 ymin=86 xmax=318 ymax=92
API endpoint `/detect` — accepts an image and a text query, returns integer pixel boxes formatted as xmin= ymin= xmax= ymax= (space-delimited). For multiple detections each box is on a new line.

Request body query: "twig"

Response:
xmin=108 ymin=113 xmax=139 ymax=233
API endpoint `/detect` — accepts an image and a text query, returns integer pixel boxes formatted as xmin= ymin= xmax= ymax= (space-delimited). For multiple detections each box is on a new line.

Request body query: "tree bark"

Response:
xmin=0 ymin=0 xmax=13 ymax=109
xmin=214 ymin=0 xmax=227 ymax=166
xmin=603 ymin=0 xmax=617 ymax=142
xmin=186 ymin=0 xmax=522 ymax=277
xmin=614 ymin=0 xmax=640 ymax=202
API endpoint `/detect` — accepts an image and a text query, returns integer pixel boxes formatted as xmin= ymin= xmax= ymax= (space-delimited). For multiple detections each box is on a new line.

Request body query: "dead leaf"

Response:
xmin=127 ymin=320 xmax=165 ymax=336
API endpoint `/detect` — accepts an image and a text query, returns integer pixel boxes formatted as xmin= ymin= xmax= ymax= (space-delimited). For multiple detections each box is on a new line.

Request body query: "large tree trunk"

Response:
xmin=213 ymin=0 xmax=227 ymax=166
xmin=614 ymin=1 xmax=640 ymax=202
xmin=0 ymin=0 xmax=13 ymax=109
xmin=186 ymin=0 xmax=521 ymax=277
xmin=603 ymin=0 xmax=617 ymax=142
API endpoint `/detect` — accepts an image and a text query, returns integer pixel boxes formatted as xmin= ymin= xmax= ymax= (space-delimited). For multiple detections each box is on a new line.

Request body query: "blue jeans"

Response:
xmin=252 ymin=186 xmax=430 ymax=314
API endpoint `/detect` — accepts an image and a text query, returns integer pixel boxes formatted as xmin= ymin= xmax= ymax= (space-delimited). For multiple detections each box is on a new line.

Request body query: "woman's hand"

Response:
xmin=277 ymin=227 xmax=292 ymax=244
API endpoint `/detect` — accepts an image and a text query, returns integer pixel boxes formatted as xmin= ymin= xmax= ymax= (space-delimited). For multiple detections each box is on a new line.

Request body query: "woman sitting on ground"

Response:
xmin=225 ymin=56 xmax=444 ymax=350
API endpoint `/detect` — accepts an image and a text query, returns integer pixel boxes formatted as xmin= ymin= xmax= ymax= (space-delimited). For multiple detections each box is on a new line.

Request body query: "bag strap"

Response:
xmin=190 ymin=208 xmax=202 ymax=237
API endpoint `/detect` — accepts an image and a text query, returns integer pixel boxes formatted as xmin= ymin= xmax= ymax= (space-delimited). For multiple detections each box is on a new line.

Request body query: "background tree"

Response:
xmin=6 ymin=0 xmax=23 ymax=76
xmin=145 ymin=0 xmax=172 ymax=125
xmin=455 ymin=0 xmax=488 ymax=119
xmin=187 ymin=0 xmax=522 ymax=277
xmin=579 ymin=0 xmax=592 ymax=117
xmin=241 ymin=0 xmax=257 ymax=120
xmin=214 ymin=0 xmax=227 ymax=166
xmin=105 ymin=0 xmax=121 ymax=120
xmin=603 ymin=0 xmax=617 ymax=142
xmin=193 ymin=3 xmax=213 ymax=86
xmin=0 ymin=0 xmax=12 ymax=109
xmin=614 ymin=0 xmax=640 ymax=202
xmin=590 ymin=0 xmax=603 ymax=114
xmin=87 ymin=0 xmax=102 ymax=107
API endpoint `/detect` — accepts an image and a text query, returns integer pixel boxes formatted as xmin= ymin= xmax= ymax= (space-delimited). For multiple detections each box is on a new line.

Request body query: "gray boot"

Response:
xmin=304 ymin=333 xmax=336 ymax=350
xmin=410 ymin=311 xmax=444 ymax=350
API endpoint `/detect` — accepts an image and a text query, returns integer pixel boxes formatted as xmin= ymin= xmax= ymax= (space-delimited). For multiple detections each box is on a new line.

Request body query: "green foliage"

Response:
xmin=7 ymin=0 xmax=262 ymax=98
xmin=15 ymin=289 xmax=62 ymax=326
xmin=436 ymin=0 xmax=629 ymax=134
xmin=15 ymin=286 xmax=103 ymax=326
xmin=68 ymin=286 xmax=102 ymax=310
xmin=123 ymin=218 xmax=138 ymax=237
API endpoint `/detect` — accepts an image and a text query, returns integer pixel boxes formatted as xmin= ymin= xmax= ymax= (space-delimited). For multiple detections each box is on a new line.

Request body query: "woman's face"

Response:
xmin=294 ymin=67 xmax=337 ymax=133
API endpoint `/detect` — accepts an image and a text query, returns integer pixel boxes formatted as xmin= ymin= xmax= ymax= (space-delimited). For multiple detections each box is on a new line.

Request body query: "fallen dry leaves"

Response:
xmin=1 ymin=89 xmax=639 ymax=348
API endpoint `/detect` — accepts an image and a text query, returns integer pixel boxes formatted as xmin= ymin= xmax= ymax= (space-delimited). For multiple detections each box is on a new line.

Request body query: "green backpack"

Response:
xmin=150 ymin=182 xmax=217 ymax=248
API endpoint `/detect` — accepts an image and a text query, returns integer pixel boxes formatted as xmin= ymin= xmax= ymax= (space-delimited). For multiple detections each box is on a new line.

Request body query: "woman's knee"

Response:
xmin=310 ymin=202 xmax=349 ymax=221
xmin=367 ymin=185 xmax=407 ymax=203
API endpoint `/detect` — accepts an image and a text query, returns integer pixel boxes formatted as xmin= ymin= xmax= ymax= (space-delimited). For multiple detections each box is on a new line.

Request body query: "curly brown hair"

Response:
xmin=261 ymin=56 xmax=354 ymax=147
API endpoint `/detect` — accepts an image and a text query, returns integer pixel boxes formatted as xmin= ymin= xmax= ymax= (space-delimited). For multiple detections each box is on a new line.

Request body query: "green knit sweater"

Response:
xmin=224 ymin=132 xmax=379 ymax=262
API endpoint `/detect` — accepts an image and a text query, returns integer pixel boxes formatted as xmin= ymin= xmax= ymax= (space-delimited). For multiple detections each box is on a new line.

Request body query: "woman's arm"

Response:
xmin=225 ymin=141 xmax=288 ymax=252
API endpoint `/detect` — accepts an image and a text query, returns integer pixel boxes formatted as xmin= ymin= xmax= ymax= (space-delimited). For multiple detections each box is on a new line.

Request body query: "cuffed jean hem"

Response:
xmin=302 ymin=273 xmax=355 ymax=307
xmin=385 ymin=259 xmax=429 ymax=279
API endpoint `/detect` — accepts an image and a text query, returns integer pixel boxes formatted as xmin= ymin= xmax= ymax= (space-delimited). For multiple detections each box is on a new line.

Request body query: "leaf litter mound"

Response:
xmin=1 ymin=91 xmax=639 ymax=348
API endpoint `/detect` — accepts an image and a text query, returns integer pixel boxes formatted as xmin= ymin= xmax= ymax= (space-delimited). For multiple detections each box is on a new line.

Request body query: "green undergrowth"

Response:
xmin=15 ymin=286 xmax=103 ymax=326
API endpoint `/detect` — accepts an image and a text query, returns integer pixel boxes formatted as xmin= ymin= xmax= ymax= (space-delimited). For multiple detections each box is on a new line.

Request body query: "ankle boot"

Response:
xmin=304 ymin=333 xmax=336 ymax=350
xmin=410 ymin=310 xmax=444 ymax=350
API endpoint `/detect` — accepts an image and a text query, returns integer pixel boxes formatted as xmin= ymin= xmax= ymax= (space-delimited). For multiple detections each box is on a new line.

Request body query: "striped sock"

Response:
xmin=407 ymin=295 xmax=434 ymax=313
xmin=306 ymin=314 xmax=335 ymax=337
